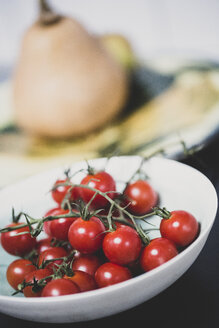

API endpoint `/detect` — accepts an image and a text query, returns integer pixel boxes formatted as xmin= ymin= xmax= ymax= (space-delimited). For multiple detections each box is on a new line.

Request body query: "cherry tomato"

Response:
xmin=6 ymin=259 xmax=36 ymax=290
xmin=68 ymin=217 xmax=106 ymax=254
xmin=103 ymin=226 xmax=142 ymax=265
xmin=23 ymin=268 xmax=52 ymax=297
xmin=64 ymin=270 xmax=97 ymax=292
xmin=51 ymin=179 xmax=71 ymax=205
xmin=95 ymin=262 xmax=132 ymax=288
xmin=112 ymin=219 xmax=133 ymax=230
xmin=65 ymin=242 xmax=75 ymax=255
xmin=36 ymin=237 xmax=53 ymax=254
xmin=160 ymin=210 xmax=199 ymax=247
xmin=51 ymin=179 xmax=80 ymax=205
xmin=140 ymin=237 xmax=178 ymax=272
xmin=79 ymin=171 xmax=116 ymax=209
xmin=38 ymin=247 xmax=67 ymax=270
xmin=1 ymin=223 xmax=36 ymax=256
xmin=127 ymin=258 xmax=143 ymax=277
xmin=41 ymin=278 xmax=80 ymax=297
xmin=124 ymin=180 xmax=158 ymax=215
xmin=49 ymin=209 xmax=77 ymax=241
xmin=72 ymin=254 xmax=102 ymax=277
xmin=43 ymin=207 xmax=61 ymax=236
xmin=70 ymin=186 xmax=81 ymax=203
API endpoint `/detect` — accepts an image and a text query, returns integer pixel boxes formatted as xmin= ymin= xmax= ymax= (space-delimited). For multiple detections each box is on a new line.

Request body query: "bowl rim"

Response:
xmin=0 ymin=156 xmax=217 ymax=303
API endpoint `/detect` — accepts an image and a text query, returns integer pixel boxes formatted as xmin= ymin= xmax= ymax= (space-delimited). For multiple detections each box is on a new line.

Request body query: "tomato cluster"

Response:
xmin=0 ymin=165 xmax=199 ymax=298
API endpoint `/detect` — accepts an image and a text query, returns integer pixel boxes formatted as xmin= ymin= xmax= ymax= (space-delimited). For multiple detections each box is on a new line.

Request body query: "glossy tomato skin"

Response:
xmin=112 ymin=219 xmax=133 ymax=230
xmin=64 ymin=270 xmax=97 ymax=292
xmin=140 ymin=237 xmax=178 ymax=272
xmin=38 ymin=247 xmax=68 ymax=270
xmin=36 ymin=237 xmax=53 ymax=254
xmin=79 ymin=171 xmax=116 ymax=209
xmin=49 ymin=209 xmax=77 ymax=241
xmin=160 ymin=210 xmax=199 ymax=247
xmin=51 ymin=179 xmax=80 ymax=205
xmin=124 ymin=180 xmax=158 ymax=215
xmin=6 ymin=259 xmax=36 ymax=290
xmin=127 ymin=257 xmax=143 ymax=277
xmin=103 ymin=226 xmax=142 ymax=265
xmin=41 ymin=278 xmax=80 ymax=297
xmin=72 ymin=254 xmax=102 ymax=277
xmin=43 ymin=207 xmax=61 ymax=236
xmin=51 ymin=179 xmax=70 ymax=205
xmin=95 ymin=262 xmax=132 ymax=288
xmin=68 ymin=217 xmax=106 ymax=254
xmin=1 ymin=223 xmax=36 ymax=256
xmin=23 ymin=268 xmax=52 ymax=297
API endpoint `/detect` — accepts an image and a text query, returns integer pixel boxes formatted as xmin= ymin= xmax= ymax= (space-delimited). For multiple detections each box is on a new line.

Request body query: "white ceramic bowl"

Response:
xmin=0 ymin=156 xmax=217 ymax=323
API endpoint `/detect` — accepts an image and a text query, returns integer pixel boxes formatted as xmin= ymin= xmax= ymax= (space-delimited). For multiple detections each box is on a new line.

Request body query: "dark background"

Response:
xmin=0 ymin=135 xmax=219 ymax=328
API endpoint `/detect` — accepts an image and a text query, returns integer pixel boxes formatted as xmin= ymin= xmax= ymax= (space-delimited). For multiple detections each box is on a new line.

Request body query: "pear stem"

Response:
xmin=38 ymin=0 xmax=62 ymax=26
xmin=39 ymin=0 xmax=51 ymax=13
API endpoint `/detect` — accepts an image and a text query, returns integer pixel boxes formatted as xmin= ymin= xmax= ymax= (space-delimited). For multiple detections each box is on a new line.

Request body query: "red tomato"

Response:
xmin=41 ymin=278 xmax=80 ymax=297
xmin=72 ymin=254 xmax=102 ymax=277
xmin=95 ymin=262 xmax=132 ymax=287
xmin=124 ymin=180 xmax=158 ymax=215
xmin=38 ymin=247 xmax=67 ymax=270
xmin=65 ymin=242 xmax=75 ymax=255
xmin=0 ymin=223 xmax=36 ymax=256
xmin=36 ymin=237 xmax=53 ymax=254
xmin=23 ymin=268 xmax=52 ymax=297
xmin=51 ymin=179 xmax=80 ymax=205
xmin=43 ymin=207 xmax=61 ymax=236
xmin=112 ymin=219 xmax=133 ymax=230
xmin=64 ymin=270 xmax=97 ymax=292
xmin=51 ymin=179 xmax=71 ymax=205
xmin=103 ymin=226 xmax=142 ymax=265
xmin=79 ymin=171 xmax=116 ymax=209
xmin=49 ymin=209 xmax=77 ymax=241
xmin=160 ymin=210 xmax=199 ymax=247
xmin=70 ymin=186 xmax=81 ymax=203
xmin=68 ymin=217 xmax=106 ymax=254
xmin=6 ymin=259 xmax=36 ymax=290
xmin=140 ymin=237 xmax=178 ymax=272
xmin=127 ymin=258 xmax=143 ymax=277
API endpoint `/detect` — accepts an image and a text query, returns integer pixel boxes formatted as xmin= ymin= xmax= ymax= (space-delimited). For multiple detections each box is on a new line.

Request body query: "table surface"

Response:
xmin=0 ymin=135 xmax=219 ymax=328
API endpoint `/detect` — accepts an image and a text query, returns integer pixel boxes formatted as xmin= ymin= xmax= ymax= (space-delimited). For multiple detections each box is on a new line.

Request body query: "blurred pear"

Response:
xmin=13 ymin=1 xmax=128 ymax=138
